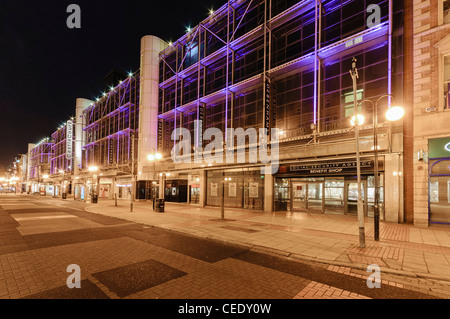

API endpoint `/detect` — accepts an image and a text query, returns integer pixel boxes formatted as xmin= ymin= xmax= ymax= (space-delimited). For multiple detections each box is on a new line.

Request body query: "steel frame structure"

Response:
xmin=29 ymin=141 xmax=53 ymax=182
xmin=81 ymin=72 xmax=140 ymax=175
xmin=157 ymin=0 xmax=399 ymax=162
xmin=50 ymin=121 xmax=75 ymax=176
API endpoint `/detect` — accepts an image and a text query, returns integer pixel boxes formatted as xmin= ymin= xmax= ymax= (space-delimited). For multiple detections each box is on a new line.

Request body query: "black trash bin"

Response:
xmin=154 ymin=199 xmax=165 ymax=213
xmin=92 ymin=194 xmax=98 ymax=204
xmin=62 ymin=193 xmax=67 ymax=200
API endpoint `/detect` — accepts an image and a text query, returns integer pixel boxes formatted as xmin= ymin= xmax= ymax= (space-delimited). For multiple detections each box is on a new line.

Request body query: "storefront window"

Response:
xmin=274 ymin=178 xmax=290 ymax=211
xmin=206 ymin=169 xmax=264 ymax=210
xmin=429 ymin=159 xmax=450 ymax=224
xmin=325 ymin=178 xmax=345 ymax=214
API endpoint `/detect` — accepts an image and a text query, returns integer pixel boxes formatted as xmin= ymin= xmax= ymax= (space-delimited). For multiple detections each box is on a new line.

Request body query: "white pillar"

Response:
xmin=385 ymin=153 xmax=402 ymax=223
xmin=74 ymin=98 xmax=94 ymax=176
xmin=199 ymin=170 xmax=206 ymax=207
xmin=138 ymin=35 xmax=168 ymax=181
xmin=264 ymin=167 xmax=273 ymax=213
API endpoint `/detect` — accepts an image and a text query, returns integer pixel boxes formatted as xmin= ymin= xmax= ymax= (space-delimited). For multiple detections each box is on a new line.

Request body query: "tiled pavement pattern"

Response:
xmin=293 ymin=281 xmax=371 ymax=299
xmin=0 ymin=195 xmax=450 ymax=299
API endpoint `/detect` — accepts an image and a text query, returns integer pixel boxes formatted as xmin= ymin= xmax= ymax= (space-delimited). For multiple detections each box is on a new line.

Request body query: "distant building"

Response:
xmin=28 ymin=139 xmax=54 ymax=195
xmin=49 ymin=119 xmax=76 ymax=197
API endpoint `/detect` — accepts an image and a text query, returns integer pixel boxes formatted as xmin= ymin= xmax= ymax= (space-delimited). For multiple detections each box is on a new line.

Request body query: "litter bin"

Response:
xmin=91 ymin=194 xmax=98 ymax=204
xmin=154 ymin=199 xmax=165 ymax=213
xmin=62 ymin=193 xmax=67 ymax=200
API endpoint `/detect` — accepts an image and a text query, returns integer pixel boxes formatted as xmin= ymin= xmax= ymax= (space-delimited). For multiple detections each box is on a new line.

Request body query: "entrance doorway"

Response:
xmin=291 ymin=180 xmax=324 ymax=213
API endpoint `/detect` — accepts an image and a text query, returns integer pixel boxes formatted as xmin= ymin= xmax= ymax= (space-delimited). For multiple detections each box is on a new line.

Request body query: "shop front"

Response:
xmin=428 ymin=137 xmax=450 ymax=224
xmin=98 ymin=178 xmax=113 ymax=199
xmin=274 ymin=159 xmax=384 ymax=217
xmin=206 ymin=168 xmax=265 ymax=211
xmin=165 ymin=180 xmax=188 ymax=203
xmin=116 ymin=177 xmax=132 ymax=200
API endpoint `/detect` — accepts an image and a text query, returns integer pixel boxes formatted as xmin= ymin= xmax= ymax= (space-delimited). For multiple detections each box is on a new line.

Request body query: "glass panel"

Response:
xmin=430 ymin=176 xmax=450 ymax=223
xmin=292 ymin=182 xmax=307 ymax=211
xmin=348 ymin=182 xmax=365 ymax=215
xmin=275 ymin=178 xmax=290 ymax=211
xmin=308 ymin=182 xmax=323 ymax=212
xmin=325 ymin=178 xmax=345 ymax=215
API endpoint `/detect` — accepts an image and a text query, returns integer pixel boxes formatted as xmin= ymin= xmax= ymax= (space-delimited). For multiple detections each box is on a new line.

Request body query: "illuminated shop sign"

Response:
xmin=429 ymin=137 xmax=450 ymax=158
xmin=289 ymin=161 xmax=373 ymax=175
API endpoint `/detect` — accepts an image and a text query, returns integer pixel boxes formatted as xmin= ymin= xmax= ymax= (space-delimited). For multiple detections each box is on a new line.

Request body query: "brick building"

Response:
xmin=406 ymin=0 xmax=450 ymax=226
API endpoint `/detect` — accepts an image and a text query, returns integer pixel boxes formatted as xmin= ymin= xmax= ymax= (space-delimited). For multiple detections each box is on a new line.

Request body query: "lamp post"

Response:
xmin=350 ymin=57 xmax=365 ymax=248
xmin=87 ymin=166 xmax=99 ymax=203
xmin=352 ymin=95 xmax=405 ymax=241
xmin=59 ymin=170 xmax=66 ymax=199
xmin=147 ymin=152 xmax=162 ymax=211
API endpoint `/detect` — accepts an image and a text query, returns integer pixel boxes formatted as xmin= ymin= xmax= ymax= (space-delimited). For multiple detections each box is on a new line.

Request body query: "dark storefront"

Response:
xmin=165 ymin=180 xmax=188 ymax=203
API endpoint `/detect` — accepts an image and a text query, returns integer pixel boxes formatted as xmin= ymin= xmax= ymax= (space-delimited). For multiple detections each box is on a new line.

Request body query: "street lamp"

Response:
xmin=87 ymin=166 xmax=99 ymax=203
xmin=59 ymin=170 xmax=66 ymax=198
xmin=147 ymin=152 xmax=163 ymax=210
xmin=351 ymin=95 xmax=405 ymax=242
xmin=350 ymin=57 xmax=366 ymax=248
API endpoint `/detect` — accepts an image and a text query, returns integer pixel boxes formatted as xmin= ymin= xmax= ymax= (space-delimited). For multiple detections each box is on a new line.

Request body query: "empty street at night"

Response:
xmin=0 ymin=194 xmax=449 ymax=302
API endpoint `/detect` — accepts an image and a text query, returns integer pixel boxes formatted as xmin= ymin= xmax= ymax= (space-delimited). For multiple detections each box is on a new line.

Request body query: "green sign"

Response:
xmin=429 ymin=137 xmax=450 ymax=159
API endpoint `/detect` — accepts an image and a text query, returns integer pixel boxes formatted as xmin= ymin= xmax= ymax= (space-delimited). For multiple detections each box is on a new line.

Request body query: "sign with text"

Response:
xmin=66 ymin=120 xmax=73 ymax=160
xmin=289 ymin=161 xmax=373 ymax=175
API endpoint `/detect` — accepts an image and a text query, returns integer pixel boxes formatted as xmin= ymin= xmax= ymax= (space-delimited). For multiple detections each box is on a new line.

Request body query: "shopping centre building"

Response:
xmin=19 ymin=0 xmax=449 ymax=226
xmin=149 ymin=0 xmax=406 ymax=223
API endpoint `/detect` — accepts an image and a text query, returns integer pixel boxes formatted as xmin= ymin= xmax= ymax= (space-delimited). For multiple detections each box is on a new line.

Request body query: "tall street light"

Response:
xmin=352 ymin=95 xmax=405 ymax=241
xmin=88 ymin=166 xmax=99 ymax=203
xmin=147 ymin=151 xmax=162 ymax=211
xmin=350 ymin=57 xmax=365 ymax=248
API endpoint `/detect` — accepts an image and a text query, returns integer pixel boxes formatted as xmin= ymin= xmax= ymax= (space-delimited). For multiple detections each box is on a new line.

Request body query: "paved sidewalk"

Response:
xmin=84 ymin=199 xmax=450 ymax=295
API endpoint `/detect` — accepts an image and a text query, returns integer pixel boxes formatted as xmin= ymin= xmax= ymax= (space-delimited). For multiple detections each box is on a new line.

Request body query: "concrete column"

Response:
xmin=159 ymin=174 xmax=165 ymax=199
xmin=74 ymin=98 xmax=94 ymax=176
xmin=264 ymin=168 xmax=274 ymax=213
xmin=199 ymin=170 xmax=206 ymax=207
xmin=138 ymin=35 xmax=168 ymax=181
xmin=385 ymin=153 xmax=402 ymax=223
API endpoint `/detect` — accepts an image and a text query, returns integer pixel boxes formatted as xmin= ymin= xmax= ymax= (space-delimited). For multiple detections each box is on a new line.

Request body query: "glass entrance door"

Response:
xmin=291 ymin=180 xmax=324 ymax=213
xmin=292 ymin=182 xmax=307 ymax=211
xmin=308 ymin=182 xmax=324 ymax=212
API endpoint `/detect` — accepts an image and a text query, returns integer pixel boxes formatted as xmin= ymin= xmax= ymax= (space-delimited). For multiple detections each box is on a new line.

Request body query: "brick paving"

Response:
xmin=1 ymin=195 xmax=450 ymax=300
xmin=293 ymin=281 xmax=371 ymax=299
xmin=81 ymin=198 xmax=450 ymax=298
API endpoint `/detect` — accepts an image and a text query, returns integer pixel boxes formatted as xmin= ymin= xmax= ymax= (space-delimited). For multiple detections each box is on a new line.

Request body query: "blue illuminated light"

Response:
xmin=445 ymin=143 xmax=450 ymax=152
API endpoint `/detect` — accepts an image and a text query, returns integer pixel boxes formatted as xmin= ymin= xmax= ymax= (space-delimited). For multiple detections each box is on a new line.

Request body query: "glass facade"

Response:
xmin=158 ymin=0 xmax=403 ymax=155
xmin=157 ymin=0 xmax=403 ymax=213
xmin=82 ymin=73 xmax=140 ymax=170
xmin=274 ymin=175 xmax=384 ymax=216
xmin=207 ymin=169 xmax=264 ymax=210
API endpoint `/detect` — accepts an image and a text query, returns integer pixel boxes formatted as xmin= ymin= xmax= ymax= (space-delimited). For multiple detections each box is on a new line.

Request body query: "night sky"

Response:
xmin=0 ymin=0 xmax=226 ymax=171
